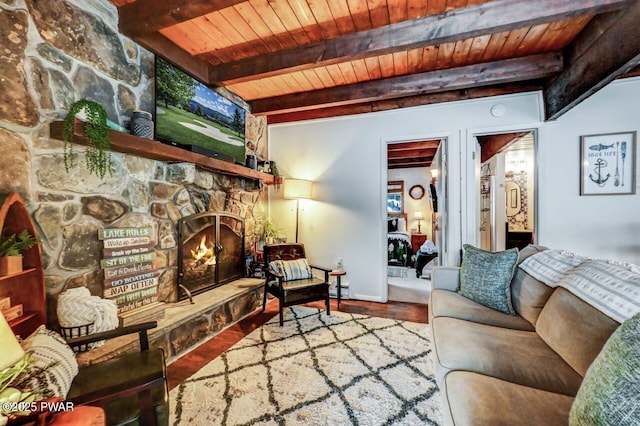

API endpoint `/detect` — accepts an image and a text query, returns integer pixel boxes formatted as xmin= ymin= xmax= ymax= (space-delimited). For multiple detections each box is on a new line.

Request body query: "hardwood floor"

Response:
xmin=167 ymin=298 xmax=429 ymax=390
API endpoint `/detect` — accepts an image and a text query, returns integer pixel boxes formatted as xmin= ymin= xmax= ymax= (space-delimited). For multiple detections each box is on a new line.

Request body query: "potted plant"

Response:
xmin=63 ymin=99 xmax=112 ymax=179
xmin=255 ymin=216 xmax=281 ymax=250
xmin=0 ymin=230 xmax=37 ymax=276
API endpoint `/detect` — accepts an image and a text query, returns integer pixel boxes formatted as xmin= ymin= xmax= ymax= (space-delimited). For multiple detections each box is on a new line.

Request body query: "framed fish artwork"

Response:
xmin=580 ymin=131 xmax=636 ymax=195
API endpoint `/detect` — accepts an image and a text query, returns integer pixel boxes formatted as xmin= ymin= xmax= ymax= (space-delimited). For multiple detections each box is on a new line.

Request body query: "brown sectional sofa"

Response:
xmin=429 ymin=245 xmax=620 ymax=426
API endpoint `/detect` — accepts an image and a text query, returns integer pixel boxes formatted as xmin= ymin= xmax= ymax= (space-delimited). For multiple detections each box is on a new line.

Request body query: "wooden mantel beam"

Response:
xmin=544 ymin=0 xmax=640 ymax=120
xmin=209 ymin=0 xmax=628 ymax=85
xmin=118 ymin=0 xmax=247 ymax=37
xmin=252 ymin=53 xmax=563 ymax=115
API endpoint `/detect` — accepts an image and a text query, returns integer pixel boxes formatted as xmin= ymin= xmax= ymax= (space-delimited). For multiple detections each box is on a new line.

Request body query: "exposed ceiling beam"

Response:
xmin=135 ymin=34 xmax=210 ymax=84
xmin=209 ymin=0 xmax=629 ymax=85
xmin=267 ymin=83 xmax=541 ymax=124
xmin=389 ymin=141 xmax=441 ymax=151
xmin=388 ymin=158 xmax=433 ymax=169
xmin=478 ymin=132 xmax=528 ymax=163
xmin=388 ymin=148 xmax=438 ymax=159
xmin=252 ymin=53 xmax=563 ymax=115
xmin=544 ymin=1 xmax=640 ymax=120
xmin=118 ymin=0 xmax=247 ymax=38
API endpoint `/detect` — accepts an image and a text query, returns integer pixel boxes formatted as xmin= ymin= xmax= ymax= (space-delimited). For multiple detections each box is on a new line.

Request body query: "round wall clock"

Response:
xmin=409 ymin=184 xmax=425 ymax=200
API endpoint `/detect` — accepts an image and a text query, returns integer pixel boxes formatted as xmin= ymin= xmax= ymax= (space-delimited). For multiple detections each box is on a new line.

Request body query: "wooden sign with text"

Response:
xmin=100 ymin=227 xmax=161 ymax=315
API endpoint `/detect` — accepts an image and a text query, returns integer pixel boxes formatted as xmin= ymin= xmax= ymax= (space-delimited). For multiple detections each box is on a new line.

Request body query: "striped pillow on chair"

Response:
xmin=269 ymin=258 xmax=313 ymax=281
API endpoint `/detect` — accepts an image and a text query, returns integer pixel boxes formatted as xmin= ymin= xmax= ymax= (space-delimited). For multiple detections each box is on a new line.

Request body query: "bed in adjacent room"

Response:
xmin=387 ymin=215 xmax=413 ymax=267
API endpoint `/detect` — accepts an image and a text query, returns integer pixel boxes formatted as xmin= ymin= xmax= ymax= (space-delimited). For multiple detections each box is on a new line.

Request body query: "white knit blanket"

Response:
xmin=519 ymin=250 xmax=640 ymax=323
xmin=57 ymin=287 xmax=119 ymax=345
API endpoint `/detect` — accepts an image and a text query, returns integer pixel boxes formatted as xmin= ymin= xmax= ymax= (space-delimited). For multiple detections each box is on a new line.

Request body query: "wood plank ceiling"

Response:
xmin=388 ymin=140 xmax=440 ymax=169
xmin=110 ymin=0 xmax=640 ymax=124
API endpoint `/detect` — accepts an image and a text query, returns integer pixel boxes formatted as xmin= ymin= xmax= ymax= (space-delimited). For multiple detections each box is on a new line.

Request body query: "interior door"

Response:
xmin=432 ymin=140 xmax=448 ymax=265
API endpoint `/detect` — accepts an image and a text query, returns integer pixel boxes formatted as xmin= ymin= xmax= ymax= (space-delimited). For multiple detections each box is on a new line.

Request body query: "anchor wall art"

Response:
xmin=580 ymin=132 xmax=636 ymax=195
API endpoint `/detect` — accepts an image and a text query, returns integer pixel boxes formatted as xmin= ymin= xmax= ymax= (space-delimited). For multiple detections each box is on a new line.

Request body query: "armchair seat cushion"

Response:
xmin=268 ymin=277 xmax=329 ymax=304
xmin=68 ymin=348 xmax=168 ymax=426
xmin=67 ymin=348 xmax=166 ymax=404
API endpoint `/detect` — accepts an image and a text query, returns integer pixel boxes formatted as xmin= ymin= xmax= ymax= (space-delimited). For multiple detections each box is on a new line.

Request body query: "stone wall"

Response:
xmin=0 ymin=0 xmax=268 ymax=328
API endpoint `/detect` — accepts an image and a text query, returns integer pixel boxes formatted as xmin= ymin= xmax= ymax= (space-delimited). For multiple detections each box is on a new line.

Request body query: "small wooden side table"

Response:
xmin=329 ymin=269 xmax=347 ymax=309
xmin=411 ymin=233 xmax=427 ymax=250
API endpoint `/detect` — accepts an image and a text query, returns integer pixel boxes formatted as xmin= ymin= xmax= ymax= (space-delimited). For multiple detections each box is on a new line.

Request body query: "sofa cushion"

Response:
xmin=444 ymin=371 xmax=574 ymax=426
xmin=459 ymin=244 xmax=518 ymax=314
xmin=536 ymin=288 xmax=619 ymax=377
xmin=432 ymin=316 xmax=583 ymax=395
xmin=511 ymin=268 xmax=554 ymax=326
xmin=569 ymin=312 xmax=640 ymax=426
xmin=510 ymin=244 xmax=554 ymax=326
xmin=430 ymin=289 xmax=534 ymax=331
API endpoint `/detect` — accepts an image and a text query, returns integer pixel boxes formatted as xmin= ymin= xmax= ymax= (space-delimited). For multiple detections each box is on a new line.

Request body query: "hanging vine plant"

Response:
xmin=62 ymin=99 xmax=112 ymax=179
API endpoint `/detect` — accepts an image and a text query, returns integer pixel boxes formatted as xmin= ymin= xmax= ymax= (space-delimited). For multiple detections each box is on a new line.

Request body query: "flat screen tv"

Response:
xmin=155 ymin=57 xmax=245 ymax=164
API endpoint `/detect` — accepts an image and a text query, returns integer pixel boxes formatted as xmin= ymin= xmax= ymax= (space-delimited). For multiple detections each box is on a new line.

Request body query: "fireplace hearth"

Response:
xmin=177 ymin=212 xmax=245 ymax=300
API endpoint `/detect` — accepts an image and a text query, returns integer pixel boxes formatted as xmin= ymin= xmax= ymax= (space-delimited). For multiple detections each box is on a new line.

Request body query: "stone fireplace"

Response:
xmin=1 ymin=0 xmax=271 ymax=363
xmin=178 ymin=212 xmax=245 ymax=300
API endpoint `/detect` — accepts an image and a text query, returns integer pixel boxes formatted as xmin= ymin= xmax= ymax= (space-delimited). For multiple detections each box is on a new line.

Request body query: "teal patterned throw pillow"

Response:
xmin=569 ymin=312 xmax=640 ymax=426
xmin=459 ymin=244 xmax=518 ymax=314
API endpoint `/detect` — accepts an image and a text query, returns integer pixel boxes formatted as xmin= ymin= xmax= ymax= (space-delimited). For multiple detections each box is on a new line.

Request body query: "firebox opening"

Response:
xmin=178 ymin=212 xmax=245 ymax=300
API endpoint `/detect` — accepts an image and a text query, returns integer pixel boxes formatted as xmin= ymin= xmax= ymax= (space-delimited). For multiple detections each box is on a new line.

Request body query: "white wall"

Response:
xmin=269 ymin=93 xmax=542 ymax=302
xmin=537 ymin=77 xmax=640 ymax=263
xmin=269 ymin=78 xmax=640 ymax=302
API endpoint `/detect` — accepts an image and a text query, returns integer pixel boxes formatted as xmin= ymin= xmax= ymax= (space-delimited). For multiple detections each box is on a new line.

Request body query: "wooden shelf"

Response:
xmin=8 ymin=311 xmax=38 ymax=328
xmin=0 ymin=267 xmax=37 ymax=282
xmin=50 ymin=121 xmax=275 ymax=184
xmin=0 ymin=192 xmax=46 ymax=338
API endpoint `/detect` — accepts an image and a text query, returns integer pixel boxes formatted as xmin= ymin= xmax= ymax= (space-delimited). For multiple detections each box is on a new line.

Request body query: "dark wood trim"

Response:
xmin=544 ymin=1 xmax=640 ymax=120
xmin=49 ymin=121 xmax=274 ymax=183
xmin=266 ymin=82 xmax=542 ymax=124
xmin=388 ymin=148 xmax=438 ymax=159
xmin=118 ymin=0 xmax=247 ymax=37
xmin=388 ymin=158 xmax=434 ymax=168
xmin=208 ymin=0 xmax=628 ymax=85
xmin=135 ymin=34 xmax=211 ymax=84
xmin=389 ymin=141 xmax=442 ymax=151
xmin=477 ymin=132 xmax=528 ymax=163
xmin=253 ymin=53 xmax=562 ymax=115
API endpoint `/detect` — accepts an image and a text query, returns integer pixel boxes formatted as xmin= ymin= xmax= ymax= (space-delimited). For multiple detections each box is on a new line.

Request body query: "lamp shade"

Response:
xmin=415 ymin=210 xmax=424 ymax=220
xmin=0 ymin=314 xmax=24 ymax=370
xmin=284 ymin=179 xmax=313 ymax=200
xmin=430 ymin=169 xmax=439 ymax=180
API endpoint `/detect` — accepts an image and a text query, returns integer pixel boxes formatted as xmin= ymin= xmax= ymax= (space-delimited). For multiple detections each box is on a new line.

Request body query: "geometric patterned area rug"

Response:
xmin=170 ymin=306 xmax=442 ymax=425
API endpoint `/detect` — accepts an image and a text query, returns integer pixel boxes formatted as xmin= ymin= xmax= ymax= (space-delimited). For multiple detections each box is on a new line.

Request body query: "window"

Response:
xmin=387 ymin=181 xmax=404 ymax=214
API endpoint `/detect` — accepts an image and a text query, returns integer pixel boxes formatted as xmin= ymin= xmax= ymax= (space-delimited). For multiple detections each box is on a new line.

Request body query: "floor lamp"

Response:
xmin=284 ymin=179 xmax=313 ymax=243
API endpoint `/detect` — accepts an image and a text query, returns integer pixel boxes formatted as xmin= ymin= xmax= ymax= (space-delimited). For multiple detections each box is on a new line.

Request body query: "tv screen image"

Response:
xmin=155 ymin=57 xmax=245 ymax=163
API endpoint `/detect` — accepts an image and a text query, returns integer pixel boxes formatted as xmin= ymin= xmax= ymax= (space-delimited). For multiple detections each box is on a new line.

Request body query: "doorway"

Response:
xmin=385 ymin=138 xmax=446 ymax=304
xmin=476 ymin=131 xmax=536 ymax=251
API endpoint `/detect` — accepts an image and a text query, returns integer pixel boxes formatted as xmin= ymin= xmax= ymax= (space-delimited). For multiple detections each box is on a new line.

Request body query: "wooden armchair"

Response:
xmin=262 ymin=243 xmax=331 ymax=326
xmin=8 ymin=322 xmax=167 ymax=426
xmin=65 ymin=322 xmax=168 ymax=426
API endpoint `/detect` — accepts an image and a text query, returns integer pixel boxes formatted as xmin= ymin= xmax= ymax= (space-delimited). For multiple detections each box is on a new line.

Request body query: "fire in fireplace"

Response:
xmin=177 ymin=212 xmax=244 ymax=300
